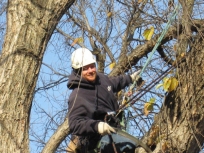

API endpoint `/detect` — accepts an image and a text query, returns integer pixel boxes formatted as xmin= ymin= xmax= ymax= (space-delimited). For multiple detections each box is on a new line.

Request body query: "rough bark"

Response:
xmin=0 ymin=0 xmax=74 ymax=152
xmin=135 ymin=28 xmax=204 ymax=153
xmin=135 ymin=2 xmax=204 ymax=151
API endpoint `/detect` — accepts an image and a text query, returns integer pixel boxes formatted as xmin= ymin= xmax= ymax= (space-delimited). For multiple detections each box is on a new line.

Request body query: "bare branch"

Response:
xmin=42 ymin=118 xmax=70 ymax=153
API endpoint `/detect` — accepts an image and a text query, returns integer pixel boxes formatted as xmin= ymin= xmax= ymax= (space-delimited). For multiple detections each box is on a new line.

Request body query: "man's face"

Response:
xmin=81 ymin=63 xmax=97 ymax=83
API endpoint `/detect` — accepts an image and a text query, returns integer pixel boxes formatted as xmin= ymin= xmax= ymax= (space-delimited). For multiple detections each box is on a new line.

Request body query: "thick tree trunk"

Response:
xmin=0 ymin=0 xmax=74 ymax=152
xmin=136 ymin=34 xmax=204 ymax=153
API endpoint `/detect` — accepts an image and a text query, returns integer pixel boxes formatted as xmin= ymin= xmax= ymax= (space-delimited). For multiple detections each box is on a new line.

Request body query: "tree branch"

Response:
xmin=42 ymin=118 xmax=70 ymax=153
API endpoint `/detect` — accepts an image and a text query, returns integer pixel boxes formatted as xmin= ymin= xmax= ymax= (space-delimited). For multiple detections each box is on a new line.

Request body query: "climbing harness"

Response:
xmin=104 ymin=112 xmax=119 ymax=153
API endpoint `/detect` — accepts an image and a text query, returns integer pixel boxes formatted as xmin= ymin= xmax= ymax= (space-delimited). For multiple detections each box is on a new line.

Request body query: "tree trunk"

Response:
xmin=0 ymin=0 xmax=74 ymax=152
xmin=136 ymin=32 xmax=204 ymax=153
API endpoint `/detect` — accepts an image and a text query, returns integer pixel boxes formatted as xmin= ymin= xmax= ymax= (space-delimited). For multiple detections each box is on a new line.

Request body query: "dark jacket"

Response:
xmin=67 ymin=71 xmax=132 ymax=149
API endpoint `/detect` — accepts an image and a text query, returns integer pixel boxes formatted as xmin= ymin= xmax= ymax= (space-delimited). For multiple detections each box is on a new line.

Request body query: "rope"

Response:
xmin=118 ymin=65 xmax=174 ymax=113
xmin=121 ymin=3 xmax=181 ymax=132
xmin=130 ymin=4 xmax=181 ymax=89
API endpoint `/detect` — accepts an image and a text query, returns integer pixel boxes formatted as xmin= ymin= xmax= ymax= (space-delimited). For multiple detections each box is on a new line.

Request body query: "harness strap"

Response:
xmin=108 ymin=134 xmax=118 ymax=153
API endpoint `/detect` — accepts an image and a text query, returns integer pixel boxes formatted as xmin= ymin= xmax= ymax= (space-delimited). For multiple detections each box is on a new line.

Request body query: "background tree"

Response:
xmin=0 ymin=0 xmax=204 ymax=153
xmin=0 ymin=0 xmax=74 ymax=152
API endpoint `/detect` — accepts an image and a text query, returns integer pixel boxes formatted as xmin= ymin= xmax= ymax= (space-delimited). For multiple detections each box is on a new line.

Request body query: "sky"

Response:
xmin=1 ymin=1 xmax=204 ymax=152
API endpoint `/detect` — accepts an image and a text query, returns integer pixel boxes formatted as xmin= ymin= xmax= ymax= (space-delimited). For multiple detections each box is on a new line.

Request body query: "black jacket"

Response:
xmin=67 ymin=71 xmax=132 ymax=150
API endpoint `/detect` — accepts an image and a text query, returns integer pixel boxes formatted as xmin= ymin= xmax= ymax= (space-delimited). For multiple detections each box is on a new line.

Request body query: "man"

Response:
xmin=67 ymin=48 xmax=141 ymax=153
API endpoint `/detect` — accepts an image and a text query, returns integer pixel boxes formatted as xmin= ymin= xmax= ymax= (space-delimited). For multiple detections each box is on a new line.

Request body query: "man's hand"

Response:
xmin=130 ymin=70 xmax=141 ymax=82
xmin=130 ymin=70 xmax=144 ymax=86
xmin=97 ymin=122 xmax=116 ymax=136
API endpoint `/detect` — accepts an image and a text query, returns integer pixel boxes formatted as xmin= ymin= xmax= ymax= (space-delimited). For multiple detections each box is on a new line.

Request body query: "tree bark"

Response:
xmin=135 ymin=28 xmax=204 ymax=153
xmin=0 ymin=0 xmax=74 ymax=152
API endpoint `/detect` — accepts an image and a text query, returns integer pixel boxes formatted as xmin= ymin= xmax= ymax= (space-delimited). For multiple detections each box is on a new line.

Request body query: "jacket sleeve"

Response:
xmin=109 ymin=75 xmax=132 ymax=93
xmin=68 ymin=94 xmax=99 ymax=136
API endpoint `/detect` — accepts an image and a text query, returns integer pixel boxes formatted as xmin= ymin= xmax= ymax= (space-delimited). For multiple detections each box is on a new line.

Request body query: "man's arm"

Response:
xmin=109 ymin=70 xmax=142 ymax=92
xmin=68 ymin=95 xmax=99 ymax=135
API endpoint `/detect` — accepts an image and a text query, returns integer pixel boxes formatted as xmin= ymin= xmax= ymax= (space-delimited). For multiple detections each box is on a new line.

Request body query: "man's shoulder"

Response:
xmin=97 ymin=72 xmax=108 ymax=79
xmin=69 ymin=89 xmax=83 ymax=99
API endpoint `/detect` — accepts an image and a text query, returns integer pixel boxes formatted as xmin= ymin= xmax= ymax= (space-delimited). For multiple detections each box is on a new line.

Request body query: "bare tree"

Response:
xmin=0 ymin=0 xmax=74 ymax=152
xmin=0 ymin=0 xmax=204 ymax=153
xmin=43 ymin=0 xmax=204 ymax=152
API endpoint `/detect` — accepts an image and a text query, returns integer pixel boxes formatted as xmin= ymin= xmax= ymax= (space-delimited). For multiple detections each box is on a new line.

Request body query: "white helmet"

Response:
xmin=71 ymin=48 xmax=96 ymax=69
